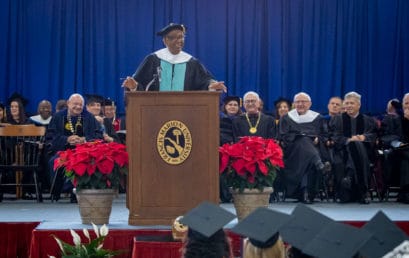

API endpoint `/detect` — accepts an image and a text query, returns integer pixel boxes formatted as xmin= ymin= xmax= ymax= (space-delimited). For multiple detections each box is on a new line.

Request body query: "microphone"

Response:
xmin=157 ymin=66 xmax=162 ymax=83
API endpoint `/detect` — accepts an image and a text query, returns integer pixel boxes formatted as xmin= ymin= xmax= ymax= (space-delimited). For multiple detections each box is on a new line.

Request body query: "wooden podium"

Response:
xmin=126 ymin=91 xmax=220 ymax=225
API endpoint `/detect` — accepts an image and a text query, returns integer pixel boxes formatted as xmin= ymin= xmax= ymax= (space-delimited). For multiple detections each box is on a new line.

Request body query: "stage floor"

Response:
xmin=0 ymin=193 xmax=408 ymax=227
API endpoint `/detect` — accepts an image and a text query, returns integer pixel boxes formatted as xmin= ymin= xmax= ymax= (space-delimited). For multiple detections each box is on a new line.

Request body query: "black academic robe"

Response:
xmin=132 ymin=54 xmax=213 ymax=91
xmin=329 ymin=113 xmax=376 ymax=201
xmin=381 ymin=114 xmax=409 ymax=190
xmin=45 ymin=109 xmax=103 ymax=154
xmin=103 ymin=117 xmax=120 ymax=143
xmin=232 ymin=113 xmax=276 ymax=143
xmin=279 ymin=113 xmax=328 ymax=197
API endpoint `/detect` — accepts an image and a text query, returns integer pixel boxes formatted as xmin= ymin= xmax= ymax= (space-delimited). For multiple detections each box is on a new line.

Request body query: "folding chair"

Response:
xmin=0 ymin=125 xmax=46 ymax=202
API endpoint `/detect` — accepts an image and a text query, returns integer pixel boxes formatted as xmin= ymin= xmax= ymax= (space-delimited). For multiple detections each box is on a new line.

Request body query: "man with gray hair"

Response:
xmin=279 ymin=92 xmax=330 ymax=204
xmin=329 ymin=91 xmax=377 ymax=204
xmin=232 ymin=91 xmax=276 ymax=142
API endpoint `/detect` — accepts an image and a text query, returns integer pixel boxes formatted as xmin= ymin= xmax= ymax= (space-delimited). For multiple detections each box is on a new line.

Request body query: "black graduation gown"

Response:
xmin=279 ymin=113 xmax=327 ymax=197
xmin=329 ymin=113 xmax=377 ymax=201
xmin=381 ymin=114 xmax=409 ymax=189
xmin=132 ymin=54 xmax=213 ymax=91
xmin=232 ymin=113 xmax=276 ymax=142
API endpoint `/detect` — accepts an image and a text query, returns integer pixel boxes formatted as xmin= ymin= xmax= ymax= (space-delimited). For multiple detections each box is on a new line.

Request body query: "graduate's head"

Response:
xmin=243 ymin=91 xmax=260 ymax=114
xmin=179 ymin=201 xmax=235 ymax=258
xmin=343 ymin=91 xmax=361 ymax=117
xmin=293 ymin=92 xmax=312 ymax=115
xmin=232 ymin=207 xmax=290 ymax=258
xmin=157 ymin=23 xmax=186 ymax=55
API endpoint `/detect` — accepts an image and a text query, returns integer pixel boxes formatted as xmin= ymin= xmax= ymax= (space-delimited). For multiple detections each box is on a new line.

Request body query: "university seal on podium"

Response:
xmin=157 ymin=120 xmax=192 ymax=165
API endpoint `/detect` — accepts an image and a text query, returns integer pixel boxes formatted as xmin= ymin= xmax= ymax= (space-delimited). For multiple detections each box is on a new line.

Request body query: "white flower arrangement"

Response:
xmin=49 ymin=223 xmax=122 ymax=258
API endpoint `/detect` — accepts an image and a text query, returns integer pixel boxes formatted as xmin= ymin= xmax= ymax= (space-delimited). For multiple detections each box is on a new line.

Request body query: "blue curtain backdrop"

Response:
xmin=0 ymin=0 xmax=408 ymax=115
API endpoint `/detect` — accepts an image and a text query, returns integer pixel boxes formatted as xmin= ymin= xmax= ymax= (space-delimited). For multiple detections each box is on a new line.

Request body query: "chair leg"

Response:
xmin=49 ymin=170 xmax=59 ymax=202
xmin=33 ymin=171 xmax=43 ymax=202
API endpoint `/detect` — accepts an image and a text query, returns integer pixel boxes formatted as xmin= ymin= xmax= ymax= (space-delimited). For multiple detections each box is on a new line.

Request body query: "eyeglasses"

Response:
xmin=166 ymin=35 xmax=186 ymax=41
xmin=244 ymin=99 xmax=258 ymax=104
xmin=294 ymin=100 xmax=310 ymax=104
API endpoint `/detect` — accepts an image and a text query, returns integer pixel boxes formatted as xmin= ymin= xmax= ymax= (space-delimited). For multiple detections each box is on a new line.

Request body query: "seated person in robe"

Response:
xmin=30 ymin=100 xmax=52 ymax=126
xmin=380 ymin=94 xmax=409 ymax=203
xmin=279 ymin=92 xmax=330 ymax=204
xmin=232 ymin=91 xmax=276 ymax=142
xmin=85 ymin=94 xmax=119 ymax=143
xmin=45 ymin=93 xmax=103 ymax=202
xmin=329 ymin=91 xmax=377 ymax=204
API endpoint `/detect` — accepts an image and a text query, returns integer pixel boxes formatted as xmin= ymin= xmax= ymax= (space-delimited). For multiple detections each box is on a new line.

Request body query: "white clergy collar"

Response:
xmin=155 ymin=48 xmax=192 ymax=64
xmin=288 ymin=109 xmax=319 ymax=123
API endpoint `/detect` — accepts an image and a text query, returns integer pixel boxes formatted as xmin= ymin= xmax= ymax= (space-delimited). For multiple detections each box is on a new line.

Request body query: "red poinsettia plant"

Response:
xmin=219 ymin=136 xmax=284 ymax=193
xmin=54 ymin=140 xmax=129 ymax=190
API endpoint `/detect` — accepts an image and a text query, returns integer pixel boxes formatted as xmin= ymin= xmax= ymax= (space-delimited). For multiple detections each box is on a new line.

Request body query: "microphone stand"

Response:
xmin=145 ymin=74 xmax=158 ymax=91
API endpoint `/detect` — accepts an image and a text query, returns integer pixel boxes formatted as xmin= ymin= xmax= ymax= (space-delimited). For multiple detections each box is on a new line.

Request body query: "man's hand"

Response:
xmin=67 ymin=135 xmax=86 ymax=145
xmin=208 ymin=81 xmax=227 ymax=92
xmin=122 ymin=76 xmax=138 ymax=91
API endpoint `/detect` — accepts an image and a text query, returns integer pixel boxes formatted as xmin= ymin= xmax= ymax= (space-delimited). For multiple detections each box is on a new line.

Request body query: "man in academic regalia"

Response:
xmin=279 ymin=92 xmax=330 ymax=204
xmin=381 ymin=93 xmax=409 ymax=203
xmin=232 ymin=91 xmax=276 ymax=142
xmin=329 ymin=91 xmax=377 ymax=204
xmin=122 ymin=23 xmax=226 ymax=92
xmin=45 ymin=93 xmax=103 ymax=202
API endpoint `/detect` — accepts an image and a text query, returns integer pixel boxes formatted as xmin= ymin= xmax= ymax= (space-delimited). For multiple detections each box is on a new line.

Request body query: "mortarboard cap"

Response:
xmin=84 ymin=94 xmax=104 ymax=105
xmin=103 ymin=98 xmax=116 ymax=107
xmin=7 ymin=92 xmax=29 ymax=107
xmin=223 ymin=96 xmax=241 ymax=107
xmin=360 ymin=211 xmax=409 ymax=258
xmin=231 ymin=207 xmax=291 ymax=248
xmin=302 ymin=221 xmax=372 ymax=258
xmin=156 ymin=23 xmax=187 ymax=37
xmin=274 ymin=97 xmax=292 ymax=109
xmin=280 ymin=204 xmax=333 ymax=250
xmin=179 ymin=201 xmax=235 ymax=238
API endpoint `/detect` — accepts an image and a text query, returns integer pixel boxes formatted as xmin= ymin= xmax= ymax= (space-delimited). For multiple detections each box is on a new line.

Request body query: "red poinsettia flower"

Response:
xmin=219 ymin=136 xmax=284 ymax=192
xmin=54 ymin=140 xmax=129 ymax=190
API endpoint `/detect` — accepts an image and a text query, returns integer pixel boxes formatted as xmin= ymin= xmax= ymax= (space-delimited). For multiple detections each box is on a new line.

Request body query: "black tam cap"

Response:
xmin=280 ymin=204 xmax=333 ymax=251
xmin=84 ymin=94 xmax=104 ymax=105
xmin=223 ymin=96 xmax=241 ymax=107
xmin=156 ymin=23 xmax=187 ymax=37
xmin=302 ymin=221 xmax=372 ymax=258
xmin=179 ymin=201 xmax=235 ymax=238
xmin=103 ymin=98 xmax=115 ymax=107
xmin=7 ymin=92 xmax=29 ymax=107
xmin=274 ymin=97 xmax=292 ymax=108
xmin=360 ymin=211 xmax=409 ymax=258
xmin=231 ymin=207 xmax=291 ymax=249
xmin=390 ymin=99 xmax=402 ymax=111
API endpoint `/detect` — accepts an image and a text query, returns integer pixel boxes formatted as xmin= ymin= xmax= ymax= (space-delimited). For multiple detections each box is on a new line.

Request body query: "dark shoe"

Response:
xmin=359 ymin=196 xmax=370 ymax=204
xmin=397 ymin=193 xmax=409 ymax=204
xmin=70 ymin=193 xmax=77 ymax=203
xmin=22 ymin=192 xmax=35 ymax=200
xmin=299 ymin=190 xmax=313 ymax=204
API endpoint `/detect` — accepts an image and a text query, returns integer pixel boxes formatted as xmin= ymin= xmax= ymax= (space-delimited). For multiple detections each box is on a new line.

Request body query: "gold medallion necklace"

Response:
xmin=67 ymin=115 xmax=82 ymax=134
xmin=245 ymin=112 xmax=261 ymax=134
